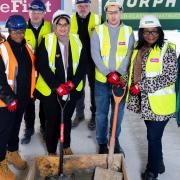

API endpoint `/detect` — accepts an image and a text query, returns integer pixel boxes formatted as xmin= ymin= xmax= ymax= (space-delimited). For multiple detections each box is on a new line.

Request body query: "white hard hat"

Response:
xmin=139 ymin=14 xmax=161 ymax=28
xmin=104 ymin=0 xmax=123 ymax=11
xmin=52 ymin=10 xmax=70 ymax=24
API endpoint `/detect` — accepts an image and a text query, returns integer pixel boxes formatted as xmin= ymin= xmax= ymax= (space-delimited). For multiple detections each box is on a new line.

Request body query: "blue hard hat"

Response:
xmin=6 ymin=15 xmax=26 ymax=30
xmin=29 ymin=0 xmax=46 ymax=11
xmin=76 ymin=0 xmax=91 ymax=4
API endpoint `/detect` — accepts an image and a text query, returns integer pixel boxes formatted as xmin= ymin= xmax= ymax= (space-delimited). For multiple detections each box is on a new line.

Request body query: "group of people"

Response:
xmin=0 ymin=0 xmax=178 ymax=180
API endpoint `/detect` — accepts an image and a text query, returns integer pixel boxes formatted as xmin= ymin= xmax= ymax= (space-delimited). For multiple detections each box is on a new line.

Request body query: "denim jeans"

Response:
xmin=145 ymin=119 xmax=169 ymax=177
xmin=95 ymin=81 xmax=126 ymax=144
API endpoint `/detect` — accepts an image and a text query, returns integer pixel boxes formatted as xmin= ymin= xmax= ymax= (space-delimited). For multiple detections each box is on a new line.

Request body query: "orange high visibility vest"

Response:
xmin=0 ymin=41 xmax=36 ymax=107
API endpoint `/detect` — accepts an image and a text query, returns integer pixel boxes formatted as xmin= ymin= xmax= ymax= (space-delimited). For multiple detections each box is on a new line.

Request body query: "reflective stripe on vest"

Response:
xmin=36 ymin=32 xmax=83 ymax=96
xmin=0 ymin=42 xmax=36 ymax=107
xmin=70 ymin=12 xmax=101 ymax=37
xmin=127 ymin=42 xmax=176 ymax=115
xmin=25 ymin=21 xmax=51 ymax=50
xmin=95 ymin=24 xmax=132 ymax=83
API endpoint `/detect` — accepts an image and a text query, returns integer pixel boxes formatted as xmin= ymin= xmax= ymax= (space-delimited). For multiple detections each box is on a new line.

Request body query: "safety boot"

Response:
xmin=63 ymin=147 xmax=73 ymax=155
xmin=72 ymin=115 xmax=85 ymax=128
xmin=98 ymin=144 xmax=109 ymax=154
xmin=21 ymin=128 xmax=34 ymax=144
xmin=114 ymin=138 xmax=125 ymax=157
xmin=0 ymin=159 xmax=16 ymax=180
xmin=88 ymin=116 xmax=96 ymax=130
xmin=6 ymin=151 xmax=27 ymax=170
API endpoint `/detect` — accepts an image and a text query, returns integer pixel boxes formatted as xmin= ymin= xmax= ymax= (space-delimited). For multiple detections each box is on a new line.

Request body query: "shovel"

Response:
xmin=45 ymin=95 xmax=70 ymax=180
xmin=94 ymin=85 xmax=126 ymax=180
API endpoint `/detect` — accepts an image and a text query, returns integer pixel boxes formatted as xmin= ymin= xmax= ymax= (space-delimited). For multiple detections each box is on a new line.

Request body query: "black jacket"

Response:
xmin=34 ymin=38 xmax=87 ymax=99
xmin=0 ymin=37 xmax=32 ymax=105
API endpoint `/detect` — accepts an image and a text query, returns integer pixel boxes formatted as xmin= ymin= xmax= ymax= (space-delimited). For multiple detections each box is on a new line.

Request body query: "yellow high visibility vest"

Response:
xmin=127 ymin=42 xmax=176 ymax=115
xmin=95 ymin=24 xmax=133 ymax=83
xmin=36 ymin=32 xmax=83 ymax=96
xmin=0 ymin=42 xmax=36 ymax=107
xmin=70 ymin=12 xmax=101 ymax=37
xmin=25 ymin=21 xmax=51 ymax=50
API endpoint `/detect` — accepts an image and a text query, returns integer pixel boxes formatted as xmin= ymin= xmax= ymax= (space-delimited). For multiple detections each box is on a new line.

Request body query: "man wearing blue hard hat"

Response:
xmin=21 ymin=0 xmax=51 ymax=145
xmin=71 ymin=0 xmax=102 ymax=130
xmin=0 ymin=15 xmax=36 ymax=179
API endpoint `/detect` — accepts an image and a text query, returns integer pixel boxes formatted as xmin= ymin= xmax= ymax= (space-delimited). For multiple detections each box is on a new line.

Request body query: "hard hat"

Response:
xmin=6 ymin=15 xmax=26 ymax=30
xmin=52 ymin=10 xmax=70 ymax=24
xmin=76 ymin=0 xmax=91 ymax=4
xmin=104 ymin=0 xmax=123 ymax=11
xmin=139 ymin=15 xmax=161 ymax=28
xmin=29 ymin=0 xmax=46 ymax=11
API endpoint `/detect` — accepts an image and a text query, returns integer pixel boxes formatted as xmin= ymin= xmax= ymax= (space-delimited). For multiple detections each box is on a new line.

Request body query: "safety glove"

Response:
xmin=65 ymin=81 xmax=75 ymax=92
xmin=106 ymin=72 xmax=120 ymax=85
xmin=56 ymin=84 xmax=69 ymax=96
xmin=8 ymin=99 xmax=18 ymax=112
xmin=130 ymin=83 xmax=140 ymax=95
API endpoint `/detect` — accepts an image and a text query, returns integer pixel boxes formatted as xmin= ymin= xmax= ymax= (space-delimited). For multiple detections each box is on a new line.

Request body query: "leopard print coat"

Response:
xmin=127 ymin=45 xmax=177 ymax=121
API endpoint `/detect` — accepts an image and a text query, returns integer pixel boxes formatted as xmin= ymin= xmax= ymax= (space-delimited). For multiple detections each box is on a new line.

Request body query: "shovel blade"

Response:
xmin=94 ymin=167 xmax=123 ymax=180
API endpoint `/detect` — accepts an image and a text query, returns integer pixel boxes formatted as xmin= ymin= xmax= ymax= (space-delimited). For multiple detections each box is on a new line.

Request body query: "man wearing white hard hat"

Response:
xmin=91 ymin=0 xmax=135 ymax=154
xmin=70 ymin=0 xmax=102 ymax=130
xmin=34 ymin=10 xmax=87 ymax=155
xmin=127 ymin=14 xmax=177 ymax=180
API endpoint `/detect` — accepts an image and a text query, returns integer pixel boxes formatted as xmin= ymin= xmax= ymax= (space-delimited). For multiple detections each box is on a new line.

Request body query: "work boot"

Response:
xmin=6 ymin=151 xmax=27 ymax=170
xmin=63 ymin=147 xmax=73 ymax=155
xmin=142 ymin=170 xmax=158 ymax=180
xmin=114 ymin=138 xmax=125 ymax=157
xmin=158 ymin=159 xmax=165 ymax=174
xmin=72 ymin=115 xmax=85 ymax=128
xmin=21 ymin=128 xmax=34 ymax=144
xmin=98 ymin=144 xmax=109 ymax=154
xmin=0 ymin=159 xmax=16 ymax=180
xmin=88 ymin=116 xmax=96 ymax=130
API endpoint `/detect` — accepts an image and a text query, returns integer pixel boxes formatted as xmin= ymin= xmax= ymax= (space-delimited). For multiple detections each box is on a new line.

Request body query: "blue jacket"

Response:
xmin=176 ymin=55 xmax=180 ymax=126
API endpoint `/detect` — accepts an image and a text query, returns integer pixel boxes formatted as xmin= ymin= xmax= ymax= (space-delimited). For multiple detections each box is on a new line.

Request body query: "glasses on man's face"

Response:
xmin=106 ymin=10 xmax=121 ymax=15
xmin=143 ymin=31 xmax=159 ymax=36
xmin=11 ymin=30 xmax=26 ymax=35
xmin=57 ymin=23 xmax=69 ymax=28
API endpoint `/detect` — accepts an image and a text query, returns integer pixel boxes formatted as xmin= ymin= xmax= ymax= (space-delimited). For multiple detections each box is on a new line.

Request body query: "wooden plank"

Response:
xmin=94 ymin=167 xmax=123 ymax=180
xmin=36 ymin=154 xmax=122 ymax=177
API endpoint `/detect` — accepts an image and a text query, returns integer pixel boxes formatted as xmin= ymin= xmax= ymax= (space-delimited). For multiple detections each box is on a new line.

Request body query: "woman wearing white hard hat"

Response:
xmin=127 ymin=14 xmax=177 ymax=180
xmin=34 ymin=10 xmax=87 ymax=155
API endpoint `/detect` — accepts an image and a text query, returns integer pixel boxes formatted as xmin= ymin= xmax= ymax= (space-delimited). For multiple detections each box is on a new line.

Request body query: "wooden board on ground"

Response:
xmin=26 ymin=154 xmax=128 ymax=180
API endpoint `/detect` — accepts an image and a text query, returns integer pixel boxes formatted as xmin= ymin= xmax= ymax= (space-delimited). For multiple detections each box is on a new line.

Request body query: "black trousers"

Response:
xmin=75 ymin=63 xmax=96 ymax=117
xmin=43 ymin=93 xmax=77 ymax=154
xmin=145 ymin=119 xmax=169 ymax=177
xmin=0 ymin=104 xmax=26 ymax=161
xmin=24 ymin=99 xmax=45 ymax=130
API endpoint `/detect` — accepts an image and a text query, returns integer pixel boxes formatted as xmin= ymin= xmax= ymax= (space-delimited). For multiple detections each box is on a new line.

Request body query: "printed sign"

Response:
xmin=0 ymin=0 xmax=62 ymax=22
xmin=102 ymin=0 xmax=180 ymax=30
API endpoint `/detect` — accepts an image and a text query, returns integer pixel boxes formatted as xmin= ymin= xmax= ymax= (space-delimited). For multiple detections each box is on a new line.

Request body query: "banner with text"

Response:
xmin=102 ymin=0 xmax=180 ymax=30
xmin=0 ymin=0 xmax=62 ymax=22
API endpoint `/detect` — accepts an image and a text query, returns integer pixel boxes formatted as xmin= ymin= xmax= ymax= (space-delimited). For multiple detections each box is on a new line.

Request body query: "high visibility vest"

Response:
xmin=128 ymin=41 xmax=176 ymax=115
xmin=25 ymin=21 xmax=51 ymax=50
xmin=95 ymin=24 xmax=133 ymax=83
xmin=0 ymin=41 xmax=36 ymax=107
xmin=36 ymin=32 xmax=83 ymax=96
xmin=70 ymin=12 xmax=101 ymax=37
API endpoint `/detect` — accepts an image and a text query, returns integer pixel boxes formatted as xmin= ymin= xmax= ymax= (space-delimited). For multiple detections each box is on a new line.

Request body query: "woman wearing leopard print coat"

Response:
xmin=127 ymin=15 xmax=177 ymax=180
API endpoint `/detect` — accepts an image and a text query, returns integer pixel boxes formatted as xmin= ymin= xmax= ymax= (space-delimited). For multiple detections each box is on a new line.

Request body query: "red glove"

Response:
xmin=107 ymin=72 xmax=120 ymax=85
xmin=115 ymin=80 xmax=126 ymax=88
xmin=8 ymin=100 xmax=18 ymax=112
xmin=65 ymin=81 xmax=75 ymax=91
xmin=130 ymin=83 xmax=140 ymax=95
xmin=56 ymin=84 xmax=69 ymax=96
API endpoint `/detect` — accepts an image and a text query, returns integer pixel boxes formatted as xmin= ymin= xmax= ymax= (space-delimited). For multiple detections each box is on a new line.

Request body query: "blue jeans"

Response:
xmin=145 ymin=119 xmax=169 ymax=177
xmin=95 ymin=81 xmax=126 ymax=144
